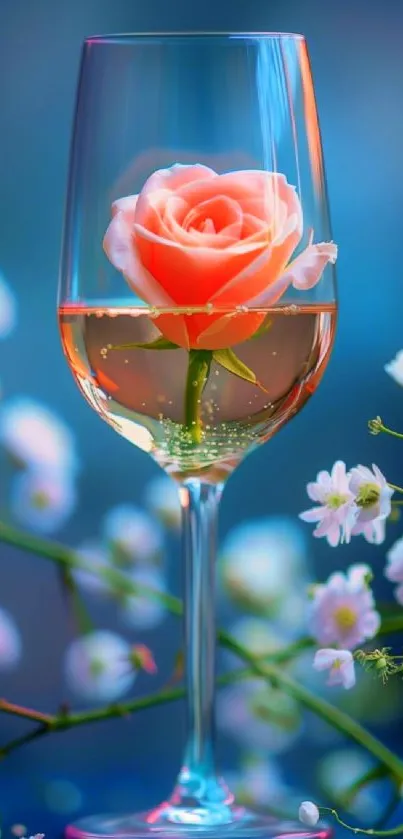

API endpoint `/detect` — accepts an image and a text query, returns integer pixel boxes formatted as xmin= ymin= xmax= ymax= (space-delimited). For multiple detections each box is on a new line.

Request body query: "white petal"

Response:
xmin=313 ymin=648 xmax=337 ymax=670
xmin=340 ymin=659 xmax=356 ymax=689
xmin=299 ymin=506 xmax=326 ymax=523
xmin=280 ymin=240 xmax=337 ymax=291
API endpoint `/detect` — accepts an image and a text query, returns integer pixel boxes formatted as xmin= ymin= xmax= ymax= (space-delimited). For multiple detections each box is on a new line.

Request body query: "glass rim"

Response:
xmin=85 ymin=31 xmax=305 ymax=45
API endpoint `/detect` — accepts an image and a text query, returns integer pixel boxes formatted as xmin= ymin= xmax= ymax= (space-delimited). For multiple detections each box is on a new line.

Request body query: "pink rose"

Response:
xmin=104 ymin=164 xmax=336 ymax=350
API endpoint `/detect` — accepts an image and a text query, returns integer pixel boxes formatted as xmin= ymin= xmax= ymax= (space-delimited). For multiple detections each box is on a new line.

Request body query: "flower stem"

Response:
xmin=222 ymin=631 xmax=403 ymax=783
xmin=0 ymin=698 xmax=52 ymax=725
xmin=388 ymin=483 xmax=403 ymax=495
xmin=379 ymin=424 xmax=403 ymax=441
xmin=319 ymin=807 xmax=403 ymax=836
xmin=184 ymin=350 xmax=212 ymax=445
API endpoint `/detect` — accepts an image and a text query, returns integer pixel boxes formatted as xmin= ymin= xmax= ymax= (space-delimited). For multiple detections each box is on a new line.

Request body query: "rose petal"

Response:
xmin=282 ymin=240 xmax=337 ymax=291
xmin=111 ymin=195 xmax=139 ymax=218
xmin=103 ymin=212 xmax=175 ymax=308
xmin=178 ymin=170 xmax=302 ymax=231
xmin=135 ymin=164 xmax=218 ymax=229
xmin=133 ymin=222 xmax=267 ymax=305
xmin=153 ymin=310 xmax=266 ymax=351
xmin=162 ymin=194 xmax=244 ymax=249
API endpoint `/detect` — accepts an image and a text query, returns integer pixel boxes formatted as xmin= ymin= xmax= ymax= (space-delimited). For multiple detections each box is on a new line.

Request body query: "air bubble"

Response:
xmin=124 ymin=359 xmax=129 ymax=364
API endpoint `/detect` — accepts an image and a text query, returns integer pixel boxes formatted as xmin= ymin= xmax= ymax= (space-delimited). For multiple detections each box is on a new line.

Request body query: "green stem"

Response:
xmin=222 ymin=632 xmax=403 ymax=783
xmin=340 ymin=765 xmax=389 ymax=808
xmin=320 ymin=807 xmax=403 ymax=836
xmin=184 ymin=350 xmax=212 ymax=445
xmin=0 ymin=698 xmax=52 ymax=725
xmin=380 ymin=424 xmax=403 ymax=441
xmin=0 ymin=667 xmax=260 ymax=757
xmin=389 ymin=484 xmax=403 ymax=495
xmin=59 ymin=567 xmax=94 ymax=635
xmin=373 ymin=788 xmax=402 ymax=831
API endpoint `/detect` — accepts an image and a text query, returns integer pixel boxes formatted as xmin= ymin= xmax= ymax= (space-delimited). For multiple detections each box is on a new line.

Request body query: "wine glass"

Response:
xmin=58 ymin=32 xmax=337 ymax=839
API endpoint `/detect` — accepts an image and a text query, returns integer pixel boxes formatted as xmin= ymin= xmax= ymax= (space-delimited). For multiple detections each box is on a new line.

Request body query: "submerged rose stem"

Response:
xmin=184 ymin=350 xmax=212 ymax=445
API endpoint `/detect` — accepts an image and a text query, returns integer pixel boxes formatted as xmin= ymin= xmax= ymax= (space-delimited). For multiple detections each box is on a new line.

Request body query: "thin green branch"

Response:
xmin=389 ymin=484 xmax=403 ymax=495
xmin=0 ymin=699 xmax=52 ymax=725
xmin=373 ymin=788 xmax=402 ymax=831
xmin=339 ymin=764 xmax=388 ymax=809
xmin=222 ymin=633 xmax=403 ymax=783
xmin=320 ymin=807 xmax=403 ymax=836
xmin=368 ymin=418 xmax=403 ymax=442
xmin=0 ymin=667 xmax=257 ymax=757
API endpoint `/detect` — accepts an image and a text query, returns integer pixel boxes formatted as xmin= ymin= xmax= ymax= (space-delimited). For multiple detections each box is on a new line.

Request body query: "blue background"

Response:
xmin=1 ymin=0 xmax=403 ymax=835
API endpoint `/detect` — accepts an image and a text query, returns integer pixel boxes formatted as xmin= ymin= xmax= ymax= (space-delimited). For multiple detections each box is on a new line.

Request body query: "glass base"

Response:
xmin=65 ymin=805 xmax=331 ymax=839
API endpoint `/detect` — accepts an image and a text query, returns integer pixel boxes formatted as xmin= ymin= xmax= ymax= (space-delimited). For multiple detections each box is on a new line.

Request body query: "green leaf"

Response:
xmin=110 ymin=336 xmax=180 ymax=351
xmin=212 ymin=348 xmax=267 ymax=392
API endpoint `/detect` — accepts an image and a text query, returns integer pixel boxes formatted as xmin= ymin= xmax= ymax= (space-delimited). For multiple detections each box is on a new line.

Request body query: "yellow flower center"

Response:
xmin=32 ymin=490 xmax=50 ymax=510
xmin=89 ymin=657 xmax=105 ymax=677
xmin=356 ymin=482 xmax=380 ymax=509
xmin=333 ymin=605 xmax=357 ymax=632
xmin=326 ymin=492 xmax=349 ymax=510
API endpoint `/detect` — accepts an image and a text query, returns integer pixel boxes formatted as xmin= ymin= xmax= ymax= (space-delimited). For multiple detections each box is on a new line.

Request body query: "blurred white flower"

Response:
xmin=0 ymin=607 xmax=22 ymax=668
xmin=225 ymin=615 xmax=288 ymax=667
xmin=309 ymin=564 xmax=380 ymax=650
xmin=313 ymin=649 xmax=356 ymax=690
xmin=10 ymin=470 xmax=77 ymax=534
xmin=0 ymin=398 xmax=78 ymax=472
xmin=145 ymin=474 xmax=181 ymax=529
xmin=300 ymin=461 xmax=355 ymax=547
xmin=217 ymin=678 xmax=301 ymax=753
xmin=72 ymin=541 xmax=113 ymax=596
xmin=319 ymin=749 xmax=384 ymax=821
xmin=226 ymin=755 xmax=288 ymax=809
xmin=227 ymin=617 xmax=286 ymax=658
xmin=385 ymin=536 xmax=403 ymax=604
xmin=64 ymin=631 xmax=136 ymax=702
xmin=385 ymin=350 xmax=403 ymax=386
xmin=219 ymin=517 xmax=308 ymax=614
xmin=120 ymin=567 xmax=167 ymax=630
xmin=104 ymin=504 xmax=163 ymax=568
xmin=0 ymin=273 xmax=17 ymax=338
xmin=298 ymin=802 xmax=319 ymax=826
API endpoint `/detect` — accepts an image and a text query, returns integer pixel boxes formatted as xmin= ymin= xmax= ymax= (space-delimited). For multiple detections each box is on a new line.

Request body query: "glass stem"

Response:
xmin=171 ymin=478 xmax=233 ymax=818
